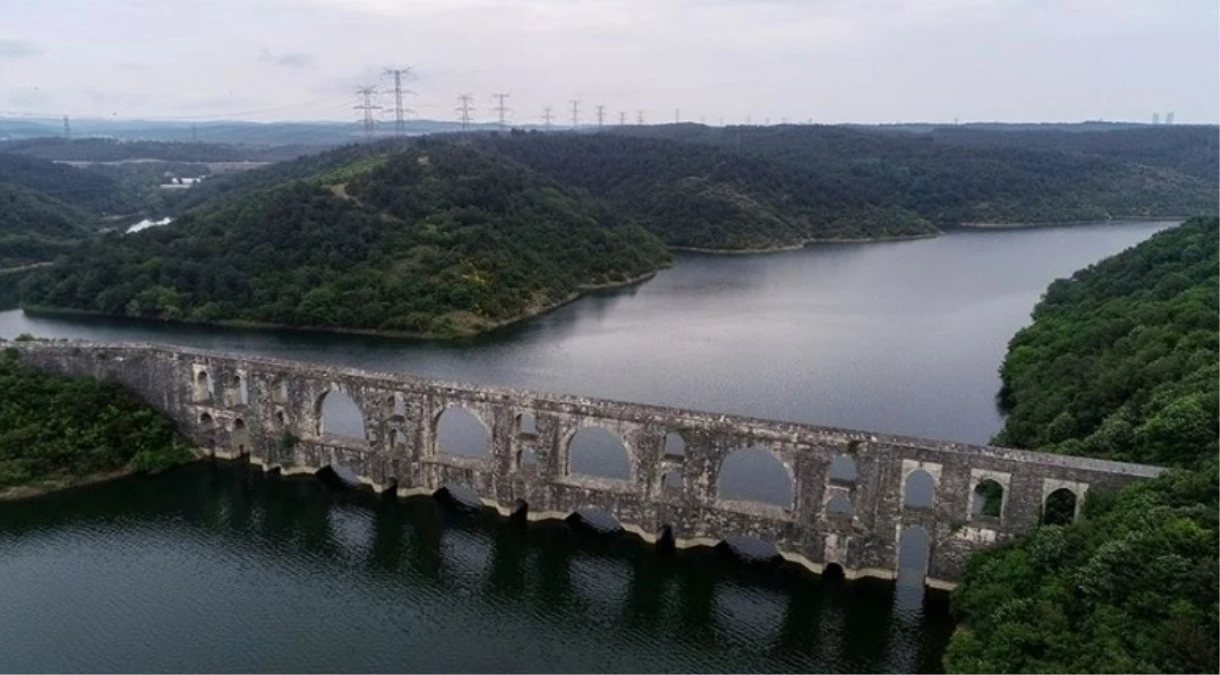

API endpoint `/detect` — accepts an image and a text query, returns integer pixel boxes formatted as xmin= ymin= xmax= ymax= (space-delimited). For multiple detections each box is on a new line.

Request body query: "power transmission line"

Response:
xmin=569 ymin=99 xmax=580 ymax=128
xmin=492 ymin=92 xmax=511 ymax=131
xmin=595 ymin=104 xmax=605 ymax=128
xmin=636 ymin=109 xmax=644 ymax=125
xmin=618 ymin=111 xmax=627 ymax=126
xmin=456 ymin=93 xmax=475 ymax=134
xmin=542 ymin=106 xmax=554 ymax=130
xmin=62 ymin=115 xmax=71 ymax=140
xmin=354 ymin=86 xmax=381 ymax=139
xmin=674 ymin=108 xmax=680 ymax=124
xmin=383 ymin=66 xmax=414 ymax=135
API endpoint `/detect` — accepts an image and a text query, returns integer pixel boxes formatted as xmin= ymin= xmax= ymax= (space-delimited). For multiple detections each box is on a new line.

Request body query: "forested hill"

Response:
xmin=923 ymin=125 xmax=1220 ymax=182
xmin=3 ymin=137 xmax=312 ymax=163
xmin=0 ymin=153 xmax=138 ymax=217
xmin=944 ymin=217 xmax=1219 ymax=673
xmin=993 ymin=216 xmax=1218 ymax=467
xmin=20 ymin=140 xmax=672 ymax=338
xmin=610 ymin=124 xmax=1219 ymax=225
xmin=0 ymin=154 xmax=139 ymax=267
xmin=475 ymin=132 xmax=937 ymax=249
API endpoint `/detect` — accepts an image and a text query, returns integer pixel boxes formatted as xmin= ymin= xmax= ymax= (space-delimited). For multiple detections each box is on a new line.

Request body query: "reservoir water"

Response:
xmin=0 ymin=220 xmax=1173 ymax=672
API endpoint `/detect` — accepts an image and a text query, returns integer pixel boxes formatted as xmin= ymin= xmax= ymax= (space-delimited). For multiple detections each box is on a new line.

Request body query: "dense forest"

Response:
xmin=993 ymin=217 xmax=1218 ymax=467
xmin=0 ymin=182 xmax=92 ymax=267
xmin=20 ymin=140 xmax=672 ymax=337
xmin=0 ymin=152 xmax=139 ymax=216
xmin=477 ymin=132 xmax=937 ymax=249
xmin=0 ymin=345 xmax=192 ymax=491
xmin=610 ymin=124 xmax=1218 ymax=225
xmin=925 ymin=125 xmax=1219 ymax=182
xmin=2 ymin=137 xmax=312 ymax=163
xmin=945 ymin=217 xmax=1219 ymax=673
xmin=0 ymin=153 xmax=151 ymax=268
xmin=170 ymin=134 xmax=937 ymax=251
xmin=947 ymin=465 xmax=1217 ymax=673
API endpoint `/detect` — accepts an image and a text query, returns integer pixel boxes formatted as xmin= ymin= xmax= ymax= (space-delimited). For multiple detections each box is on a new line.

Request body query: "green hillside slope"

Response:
xmin=21 ymin=140 xmax=672 ymax=337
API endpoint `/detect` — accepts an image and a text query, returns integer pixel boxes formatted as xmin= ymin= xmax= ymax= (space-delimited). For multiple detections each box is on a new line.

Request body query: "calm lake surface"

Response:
xmin=0 ymin=220 xmax=1173 ymax=672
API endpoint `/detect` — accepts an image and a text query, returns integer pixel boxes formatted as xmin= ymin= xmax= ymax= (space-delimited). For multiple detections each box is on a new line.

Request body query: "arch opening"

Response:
xmin=437 ymin=483 xmax=483 ymax=510
xmin=436 ymin=406 xmax=491 ymax=459
xmin=568 ymin=427 xmax=631 ymax=481
xmin=391 ymin=429 xmax=407 ymax=448
xmin=229 ymin=374 xmax=249 ymax=406
xmin=233 ymin=418 xmax=246 ymax=432
xmin=903 ymin=469 xmax=936 ymax=509
xmin=897 ymin=525 xmax=931 ymax=583
xmin=662 ymin=469 xmax=683 ymax=491
xmin=719 ymin=534 xmax=781 ymax=562
xmin=826 ymin=494 xmax=853 ymax=518
xmin=272 ymin=379 xmax=289 ymax=403
xmin=717 ymin=445 xmax=793 ymax=509
xmin=275 ymin=410 xmax=286 ymax=425
xmin=663 ymin=432 xmax=686 ymax=458
xmin=971 ymin=479 xmax=1004 ymax=518
xmin=518 ymin=413 xmax=537 ymax=435
xmin=194 ymin=370 xmax=212 ymax=402
xmin=385 ymin=394 xmax=405 ymax=417
xmin=320 ymin=461 xmax=362 ymax=488
xmin=829 ymin=454 xmax=858 ymax=483
xmin=518 ymin=447 xmax=537 ymax=470
xmin=822 ymin=562 xmax=845 ymax=581
xmin=318 ymin=389 xmax=366 ymax=440
xmin=568 ymin=507 xmax=623 ymax=534
xmin=199 ymin=412 xmax=214 ymax=428
xmin=1043 ymin=488 xmax=1078 ymax=525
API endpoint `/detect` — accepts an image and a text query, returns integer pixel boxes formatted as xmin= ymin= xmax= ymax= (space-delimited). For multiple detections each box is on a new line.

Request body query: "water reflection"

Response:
xmin=0 ymin=462 xmax=956 ymax=673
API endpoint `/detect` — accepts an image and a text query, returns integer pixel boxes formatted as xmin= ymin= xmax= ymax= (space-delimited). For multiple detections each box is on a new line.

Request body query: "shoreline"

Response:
xmin=670 ymin=231 xmax=942 ymax=255
xmin=957 ymin=216 xmax=1188 ymax=230
xmin=0 ymin=467 xmax=141 ymax=502
xmin=19 ymin=269 xmax=661 ymax=342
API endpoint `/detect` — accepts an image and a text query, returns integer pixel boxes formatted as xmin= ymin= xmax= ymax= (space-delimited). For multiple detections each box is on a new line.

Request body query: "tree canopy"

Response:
xmin=0 ymin=346 xmax=192 ymax=490
xmin=21 ymin=140 xmax=672 ymax=337
xmin=477 ymin=131 xmax=937 ymax=249
xmin=993 ymin=216 xmax=1218 ymax=468
xmin=944 ymin=217 xmax=1220 ymax=673
xmin=609 ymin=125 xmax=1218 ymax=225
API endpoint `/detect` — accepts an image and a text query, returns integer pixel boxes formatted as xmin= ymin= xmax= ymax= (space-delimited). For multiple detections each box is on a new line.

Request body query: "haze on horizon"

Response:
xmin=1 ymin=0 xmax=1217 ymax=126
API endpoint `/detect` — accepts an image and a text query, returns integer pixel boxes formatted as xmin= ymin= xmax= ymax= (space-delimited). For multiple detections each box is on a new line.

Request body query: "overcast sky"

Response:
xmin=1 ymin=0 xmax=1217 ymax=124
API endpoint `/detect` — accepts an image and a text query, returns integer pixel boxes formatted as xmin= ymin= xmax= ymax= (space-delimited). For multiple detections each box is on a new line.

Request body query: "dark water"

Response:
xmin=0 ymin=463 xmax=954 ymax=673
xmin=0 ymin=221 xmax=1174 ymax=672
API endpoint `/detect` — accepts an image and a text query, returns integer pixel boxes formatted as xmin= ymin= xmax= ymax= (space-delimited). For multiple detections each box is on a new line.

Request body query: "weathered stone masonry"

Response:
xmin=13 ymin=341 xmax=1163 ymax=588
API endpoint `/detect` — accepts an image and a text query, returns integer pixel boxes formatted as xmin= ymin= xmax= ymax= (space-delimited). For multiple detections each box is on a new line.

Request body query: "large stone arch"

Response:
xmin=715 ymin=444 xmax=795 ymax=510
xmin=315 ymin=386 xmax=367 ymax=441
xmin=563 ymin=423 xmax=634 ymax=482
xmin=433 ymin=404 xmax=493 ymax=460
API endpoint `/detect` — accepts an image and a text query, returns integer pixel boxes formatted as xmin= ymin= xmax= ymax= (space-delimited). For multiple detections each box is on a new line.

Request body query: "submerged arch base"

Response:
xmin=226 ymin=455 xmax=957 ymax=589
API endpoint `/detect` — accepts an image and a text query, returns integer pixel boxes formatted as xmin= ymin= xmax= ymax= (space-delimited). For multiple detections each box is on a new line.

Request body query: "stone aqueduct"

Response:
xmin=15 ymin=342 xmax=1163 ymax=589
